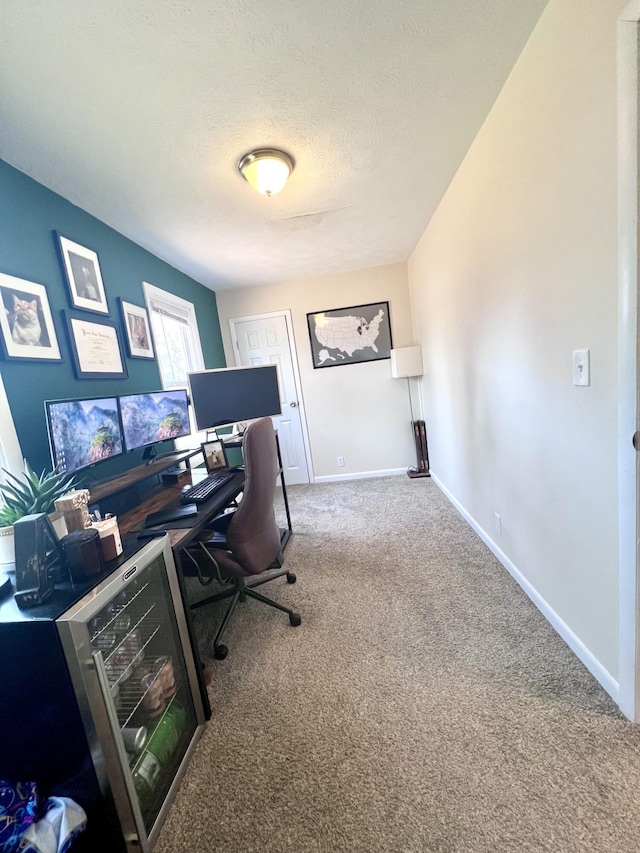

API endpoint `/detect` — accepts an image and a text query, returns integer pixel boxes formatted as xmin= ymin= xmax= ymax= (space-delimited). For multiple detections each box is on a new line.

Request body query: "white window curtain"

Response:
xmin=149 ymin=304 xmax=192 ymax=390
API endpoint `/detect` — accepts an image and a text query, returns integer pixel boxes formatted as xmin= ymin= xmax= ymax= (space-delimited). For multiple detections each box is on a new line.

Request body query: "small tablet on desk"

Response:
xmin=145 ymin=503 xmax=198 ymax=528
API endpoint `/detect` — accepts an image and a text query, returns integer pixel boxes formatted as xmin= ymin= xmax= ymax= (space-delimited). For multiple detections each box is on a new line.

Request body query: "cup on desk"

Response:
xmin=91 ymin=516 xmax=123 ymax=561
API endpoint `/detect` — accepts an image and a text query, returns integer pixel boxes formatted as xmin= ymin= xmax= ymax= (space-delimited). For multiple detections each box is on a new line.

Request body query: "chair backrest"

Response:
xmin=225 ymin=417 xmax=282 ymax=574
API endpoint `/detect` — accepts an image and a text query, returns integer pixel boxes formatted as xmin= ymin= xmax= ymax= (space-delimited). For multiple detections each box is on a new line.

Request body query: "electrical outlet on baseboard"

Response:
xmin=494 ymin=513 xmax=502 ymax=535
xmin=337 ymin=456 xmax=345 ymax=467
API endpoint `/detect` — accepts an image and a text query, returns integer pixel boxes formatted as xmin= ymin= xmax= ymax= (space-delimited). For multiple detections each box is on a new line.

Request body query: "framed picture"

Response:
xmin=0 ymin=272 xmax=62 ymax=361
xmin=306 ymin=300 xmax=392 ymax=369
xmin=118 ymin=298 xmax=155 ymax=359
xmin=63 ymin=310 xmax=128 ymax=379
xmin=201 ymin=439 xmax=229 ymax=473
xmin=56 ymin=232 xmax=109 ymax=314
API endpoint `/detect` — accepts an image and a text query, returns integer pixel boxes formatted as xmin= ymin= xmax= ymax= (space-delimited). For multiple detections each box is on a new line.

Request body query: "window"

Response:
xmin=142 ymin=283 xmax=206 ymax=450
xmin=142 ymin=283 xmax=204 ymax=390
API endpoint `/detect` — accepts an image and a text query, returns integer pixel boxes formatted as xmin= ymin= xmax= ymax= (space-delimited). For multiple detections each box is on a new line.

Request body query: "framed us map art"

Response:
xmin=306 ymin=301 xmax=392 ymax=369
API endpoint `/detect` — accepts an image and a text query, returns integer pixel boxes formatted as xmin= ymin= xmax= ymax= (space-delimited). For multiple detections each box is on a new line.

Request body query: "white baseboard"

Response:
xmin=431 ymin=472 xmax=619 ymax=703
xmin=314 ymin=467 xmax=406 ymax=483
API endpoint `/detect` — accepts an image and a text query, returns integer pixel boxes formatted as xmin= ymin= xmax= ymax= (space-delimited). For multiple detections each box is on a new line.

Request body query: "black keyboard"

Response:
xmin=180 ymin=471 xmax=235 ymax=504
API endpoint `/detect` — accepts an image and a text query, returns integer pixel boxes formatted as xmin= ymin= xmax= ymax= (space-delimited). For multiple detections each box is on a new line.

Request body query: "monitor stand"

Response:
xmin=143 ymin=446 xmax=199 ymax=465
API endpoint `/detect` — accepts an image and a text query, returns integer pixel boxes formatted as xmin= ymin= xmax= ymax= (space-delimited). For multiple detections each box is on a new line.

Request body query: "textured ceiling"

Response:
xmin=1 ymin=0 xmax=547 ymax=291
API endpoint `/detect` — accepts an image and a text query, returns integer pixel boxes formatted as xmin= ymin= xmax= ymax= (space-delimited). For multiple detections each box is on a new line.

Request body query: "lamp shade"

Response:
xmin=390 ymin=346 xmax=423 ymax=379
xmin=238 ymin=148 xmax=295 ymax=197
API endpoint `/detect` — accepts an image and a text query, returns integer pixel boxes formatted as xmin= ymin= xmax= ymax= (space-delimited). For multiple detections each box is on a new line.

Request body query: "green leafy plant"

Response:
xmin=0 ymin=462 xmax=77 ymax=527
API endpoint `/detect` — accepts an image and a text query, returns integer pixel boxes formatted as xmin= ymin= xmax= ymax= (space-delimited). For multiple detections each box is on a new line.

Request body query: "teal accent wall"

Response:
xmin=0 ymin=160 xmax=226 ymax=478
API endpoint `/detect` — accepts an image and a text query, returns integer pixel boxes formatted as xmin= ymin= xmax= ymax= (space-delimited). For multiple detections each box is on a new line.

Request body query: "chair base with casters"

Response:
xmin=181 ymin=541 xmax=301 ymax=660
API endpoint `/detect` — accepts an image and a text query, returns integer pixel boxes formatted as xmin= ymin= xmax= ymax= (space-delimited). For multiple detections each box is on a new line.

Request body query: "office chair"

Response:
xmin=180 ymin=417 xmax=301 ymax=660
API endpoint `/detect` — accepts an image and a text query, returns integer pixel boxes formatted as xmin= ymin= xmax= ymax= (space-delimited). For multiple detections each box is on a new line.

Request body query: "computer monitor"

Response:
xmin=119 ymin=389 xmax=191 ymax=453
xmin=45 ymin=396 xmax=124 ymax=476
xmin=187 ymin=364 xmax=281 ymax=431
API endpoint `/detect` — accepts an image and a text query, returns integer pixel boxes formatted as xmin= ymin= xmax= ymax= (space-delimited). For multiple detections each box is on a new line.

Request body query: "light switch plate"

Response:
xmin=573 ymin=349 xmax=590 ymax=386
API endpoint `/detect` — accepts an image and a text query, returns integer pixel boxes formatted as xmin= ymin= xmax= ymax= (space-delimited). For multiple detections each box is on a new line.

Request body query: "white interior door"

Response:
xmin=229 ymin=312 xmax=312 ymax=485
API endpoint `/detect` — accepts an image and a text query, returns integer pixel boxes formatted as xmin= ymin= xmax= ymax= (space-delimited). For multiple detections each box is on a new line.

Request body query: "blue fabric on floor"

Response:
xmin=0 ymin=782 xmax=39 ymax=853
xmin=0 ymin=783 xmax=86 ymax=853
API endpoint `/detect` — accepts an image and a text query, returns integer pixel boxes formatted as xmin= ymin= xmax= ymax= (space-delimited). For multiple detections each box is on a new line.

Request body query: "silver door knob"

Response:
xmin=289 ymin=401 xmax=298 ymax=408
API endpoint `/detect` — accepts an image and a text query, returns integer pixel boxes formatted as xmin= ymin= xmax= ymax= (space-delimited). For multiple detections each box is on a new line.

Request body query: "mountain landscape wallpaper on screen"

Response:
xmin=49 ymin=398 xmax=123 ymax=473
xmin=120 ymin=392 xmax=190 ymax=451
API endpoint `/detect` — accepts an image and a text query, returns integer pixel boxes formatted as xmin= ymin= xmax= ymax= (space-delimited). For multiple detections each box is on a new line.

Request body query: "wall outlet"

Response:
xmin=494 ymin=513 xmax=502 ymax=535
xmin=337 ymin=456 xmax=345 ymax=467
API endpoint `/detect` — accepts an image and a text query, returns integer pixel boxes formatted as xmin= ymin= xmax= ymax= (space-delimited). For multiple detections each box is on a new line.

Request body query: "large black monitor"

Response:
xmin=119 ymin=389 xmax=191 ymax=453
xmin=45 ymin=396 xmax=124 ymax=476
xmin=188 ymin=365 xmax=281 ymax=431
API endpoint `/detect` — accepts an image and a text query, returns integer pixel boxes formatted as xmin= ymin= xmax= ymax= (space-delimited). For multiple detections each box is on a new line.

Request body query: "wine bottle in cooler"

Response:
xmin=145 ymin=703 xmax=186 ymax=768
xmin=132 ymin=751 xmax=162 ymax=811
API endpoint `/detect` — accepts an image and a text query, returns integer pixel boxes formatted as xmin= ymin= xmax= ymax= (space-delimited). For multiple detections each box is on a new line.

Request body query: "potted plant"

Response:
xmin=0 ymin=462 xmax=77 ymax=571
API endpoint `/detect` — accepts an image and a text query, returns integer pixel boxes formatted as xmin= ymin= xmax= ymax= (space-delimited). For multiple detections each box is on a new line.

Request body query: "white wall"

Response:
xmin=408 ymin=0 xmax=624 ymax=681
xmin=216 ymin=263 xmax=415 ymax=480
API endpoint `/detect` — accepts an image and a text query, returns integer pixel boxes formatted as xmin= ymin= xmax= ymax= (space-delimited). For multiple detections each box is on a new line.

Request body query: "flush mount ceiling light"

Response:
xmin=237 ymin=148 xmax=295 ymax=197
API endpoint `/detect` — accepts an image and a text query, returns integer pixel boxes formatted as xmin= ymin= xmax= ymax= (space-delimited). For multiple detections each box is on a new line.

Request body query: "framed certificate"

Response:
xmin=63 ymin=310 xmax=128 ymax=379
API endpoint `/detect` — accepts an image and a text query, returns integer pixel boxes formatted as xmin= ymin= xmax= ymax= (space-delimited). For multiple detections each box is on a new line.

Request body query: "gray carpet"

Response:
xmin=155 ymin=476 xmax=640 ymax=852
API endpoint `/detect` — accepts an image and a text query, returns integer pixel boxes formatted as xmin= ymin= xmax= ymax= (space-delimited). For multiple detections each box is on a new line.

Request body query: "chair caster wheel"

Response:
xmin=286 ymin=572 xmax=296 ymax=584
xmin=289 ymin=613 xmax=301 ymax=627
xmin=214 ymin=644 xmax=228 ymax=660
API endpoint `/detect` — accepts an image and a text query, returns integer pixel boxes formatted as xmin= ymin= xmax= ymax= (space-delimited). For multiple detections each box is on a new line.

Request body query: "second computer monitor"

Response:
xmin=120 ymin=389 xmax=191 ymax=453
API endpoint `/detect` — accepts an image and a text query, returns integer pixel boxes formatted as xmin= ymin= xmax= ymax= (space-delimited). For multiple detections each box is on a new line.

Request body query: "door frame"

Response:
xmin=228 ymin=309 xmax=315 ymax=484
xmin=617 ymin=2 xmax=640 ymax=721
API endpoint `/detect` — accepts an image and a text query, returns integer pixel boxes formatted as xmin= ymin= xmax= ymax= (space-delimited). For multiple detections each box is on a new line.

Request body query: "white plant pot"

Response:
xmin=0 ymin=524 xmax=15 ymax=572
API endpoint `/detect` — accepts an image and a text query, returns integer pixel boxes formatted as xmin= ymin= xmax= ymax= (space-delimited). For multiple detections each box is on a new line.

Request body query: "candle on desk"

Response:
xmin=91 ymin=516 xmax=123 ymax=561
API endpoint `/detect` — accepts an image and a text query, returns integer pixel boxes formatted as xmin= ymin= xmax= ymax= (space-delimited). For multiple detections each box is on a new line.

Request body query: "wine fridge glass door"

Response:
xmin=57 ymin=537 xmax=205 ymax=852
xmin=88 ymin=552 xmax=199 ymax=836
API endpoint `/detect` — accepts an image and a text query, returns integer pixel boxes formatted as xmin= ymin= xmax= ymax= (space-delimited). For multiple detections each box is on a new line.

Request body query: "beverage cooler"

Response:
xmin=0 ymin=535 xmax=206 ymax=852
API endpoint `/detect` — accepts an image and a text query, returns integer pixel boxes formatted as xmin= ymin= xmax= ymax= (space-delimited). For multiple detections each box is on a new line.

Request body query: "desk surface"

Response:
xmin=117 ymin=466 xmax=245 ymax=551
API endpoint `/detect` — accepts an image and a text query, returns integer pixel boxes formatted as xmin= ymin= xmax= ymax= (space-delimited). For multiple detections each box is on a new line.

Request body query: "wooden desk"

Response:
xmin=117 ymin=467 xmax=245 ymax=550
xmin=89 ymin=448 xmax=202 ymax=503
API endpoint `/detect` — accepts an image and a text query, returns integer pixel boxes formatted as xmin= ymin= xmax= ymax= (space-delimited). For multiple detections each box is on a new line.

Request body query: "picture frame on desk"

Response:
xmin=201 ymin=439 xmax=229 ymax=473
xmin=63 ymin=310 xmax=128 ymax=379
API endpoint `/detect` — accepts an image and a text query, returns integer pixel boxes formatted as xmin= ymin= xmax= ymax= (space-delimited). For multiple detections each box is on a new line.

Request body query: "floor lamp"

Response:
xmin=390 ymin=346 xmax=430 ymax=478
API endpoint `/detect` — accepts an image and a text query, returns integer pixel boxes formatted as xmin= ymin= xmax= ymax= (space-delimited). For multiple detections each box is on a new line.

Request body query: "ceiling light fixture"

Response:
xmin=237 ymin=148 xmax=295 ymax=197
